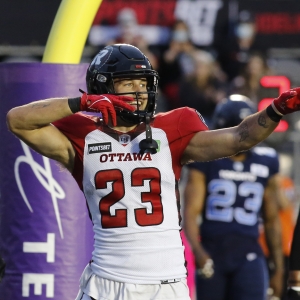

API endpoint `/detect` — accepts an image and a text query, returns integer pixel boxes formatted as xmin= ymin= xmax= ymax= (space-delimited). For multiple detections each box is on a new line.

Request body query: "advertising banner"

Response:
xmin=0 ymin=63 xmax=94 ymax=299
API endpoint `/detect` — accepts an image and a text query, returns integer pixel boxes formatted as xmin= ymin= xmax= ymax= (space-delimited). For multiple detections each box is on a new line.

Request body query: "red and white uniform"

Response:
xmin=54 ymin=107 xmax=207 ymax=284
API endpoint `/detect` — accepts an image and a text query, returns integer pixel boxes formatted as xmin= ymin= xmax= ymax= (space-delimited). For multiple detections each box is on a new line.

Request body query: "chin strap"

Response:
xmin=139 ymin=114 xmax=158 ymax=154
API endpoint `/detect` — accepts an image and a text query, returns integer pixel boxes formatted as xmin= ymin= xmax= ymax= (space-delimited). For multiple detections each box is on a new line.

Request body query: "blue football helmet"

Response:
xmin=212 ymin=94 xmax=257 ymax=129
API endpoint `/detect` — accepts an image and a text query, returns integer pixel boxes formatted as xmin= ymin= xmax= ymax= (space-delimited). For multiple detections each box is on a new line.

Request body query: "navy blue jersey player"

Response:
xmin=183 ymin=95 xmax=284 ymax=300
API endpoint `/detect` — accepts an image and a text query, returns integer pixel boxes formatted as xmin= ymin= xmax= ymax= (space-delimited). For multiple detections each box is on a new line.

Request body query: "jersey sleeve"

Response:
xmin=173 ymin=108 xmax=208 ymax=166
xmin=262 ymin=148 xmax=279 ymax=177
xmin=52 ymin=113 xmax=96 ymax=158
xmin=153 ymin=107 xmax=208 ymax=178
xmin=154 ymin=107 xmax=208 ymax=145
xmin=253 ymin=147 xmax=279 ymax=178
xmin=177 ymin=107 xmax=209 ymax=137
xmin=52 ymin=113 xmax=99 ymax=189
xmin=268 ymin=153 xmax=279 ymax=177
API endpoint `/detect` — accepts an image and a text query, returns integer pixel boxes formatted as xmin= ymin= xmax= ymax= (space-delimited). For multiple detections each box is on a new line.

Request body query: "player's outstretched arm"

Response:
xmin=182 ymin=88 xmax=299 ymax=164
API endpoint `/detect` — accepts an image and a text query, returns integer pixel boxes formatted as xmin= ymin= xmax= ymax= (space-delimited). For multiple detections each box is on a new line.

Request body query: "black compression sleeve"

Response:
xmin=266 ymin=104 xmax=283 ymax=122
xmin=68 ymin=97 xmax=81 ymax=113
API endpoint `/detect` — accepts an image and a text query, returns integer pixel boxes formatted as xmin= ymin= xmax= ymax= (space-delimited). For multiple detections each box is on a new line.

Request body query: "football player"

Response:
xmin=183 ymin=95 xmax=284 ymax=300
xmin=6 ymin=44 xmax=300 ymax=300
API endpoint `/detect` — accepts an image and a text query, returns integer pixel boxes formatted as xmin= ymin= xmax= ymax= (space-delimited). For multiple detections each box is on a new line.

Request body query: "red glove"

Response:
xmin=272 ymin=88 xmax=300 ymax=115
xmin=80 ymin=93 xmax=135 ymax=126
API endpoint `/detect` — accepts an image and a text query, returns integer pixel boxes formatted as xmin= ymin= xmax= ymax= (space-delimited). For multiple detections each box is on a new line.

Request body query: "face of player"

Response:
xmin=114 ymin=78 xmax=148 ymax=111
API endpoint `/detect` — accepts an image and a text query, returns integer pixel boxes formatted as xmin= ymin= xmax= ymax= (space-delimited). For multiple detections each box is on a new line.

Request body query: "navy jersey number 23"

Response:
xmin=188 ymin=147 xmax=279 ymax=240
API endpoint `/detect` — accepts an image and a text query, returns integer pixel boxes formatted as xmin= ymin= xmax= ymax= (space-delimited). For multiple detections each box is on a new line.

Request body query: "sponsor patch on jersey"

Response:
xmin=88 ymin=142 xmax=112 ymax=154
xmin=250 ymin=163 xmax=269 ymax=178
xmin=119 ymin=134 xmax=131 ymax=145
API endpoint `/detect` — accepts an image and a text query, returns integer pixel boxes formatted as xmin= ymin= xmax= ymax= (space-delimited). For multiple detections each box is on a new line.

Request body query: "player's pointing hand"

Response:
xmin=272 ymin=87 xmax=300 ymax=115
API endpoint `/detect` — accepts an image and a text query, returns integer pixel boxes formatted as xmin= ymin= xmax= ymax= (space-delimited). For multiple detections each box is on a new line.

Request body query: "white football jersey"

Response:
xmin=54 ymin=107 xmax=207 ymax=284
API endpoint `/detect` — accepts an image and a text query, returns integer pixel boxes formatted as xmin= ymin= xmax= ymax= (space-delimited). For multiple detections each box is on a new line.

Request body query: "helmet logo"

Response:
xmin=135 ymin=65 xmax=147 ymax=69
xmin=89 ymin=47 xmax=112 ymax=70
xmin=97 ymin=74 xmax=107 ymax=82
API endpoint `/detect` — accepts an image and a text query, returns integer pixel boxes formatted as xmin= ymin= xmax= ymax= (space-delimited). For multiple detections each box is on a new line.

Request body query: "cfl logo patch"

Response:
xmin=119 ymin=134 xmax=131 ymax=145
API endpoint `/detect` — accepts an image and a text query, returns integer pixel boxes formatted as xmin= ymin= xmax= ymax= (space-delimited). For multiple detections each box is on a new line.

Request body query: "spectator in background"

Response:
xmin=106 ymin=8 xmax=171 ymax=113
xmin=178 ymin=49 xmax=227 ymax=127
xmin=230 ymin=52 xmax=274 ymax=105
xmin=158 ymin=20 xmax=196 ymax=110
xmin=106 ymin=8 xmax=158 ymax=70
xmin=217 ymin=10 xmax=259 ymax=81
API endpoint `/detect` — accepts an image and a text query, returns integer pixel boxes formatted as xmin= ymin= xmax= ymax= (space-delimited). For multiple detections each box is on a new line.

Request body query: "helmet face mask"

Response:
xmin=86 ymin=44 xmax=159 ymax=124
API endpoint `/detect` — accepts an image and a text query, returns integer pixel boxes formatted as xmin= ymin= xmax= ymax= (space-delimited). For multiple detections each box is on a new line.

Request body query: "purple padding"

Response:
xmin=0 ymin=63 xmax=94 ymax=299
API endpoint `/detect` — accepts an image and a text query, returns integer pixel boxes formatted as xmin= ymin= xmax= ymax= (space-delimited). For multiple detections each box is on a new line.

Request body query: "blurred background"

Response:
xmin=1 ymin=0 xmax=300 ymax=299
xmin=2 ymin=0 xmax=300 ymax=176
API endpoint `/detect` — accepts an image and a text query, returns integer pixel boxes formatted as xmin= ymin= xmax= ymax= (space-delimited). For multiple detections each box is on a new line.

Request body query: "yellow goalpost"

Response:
xmin=42 ymin=0 xmax=103 ymax=63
